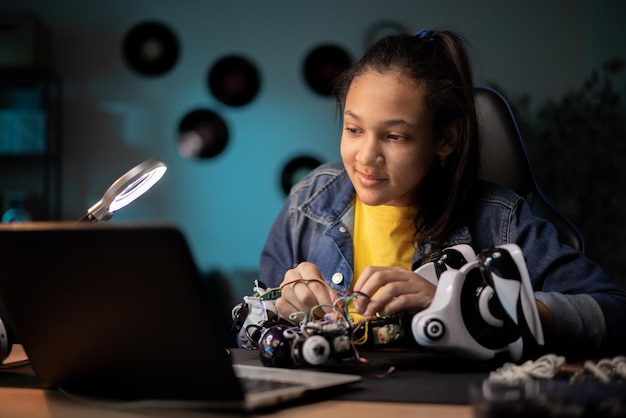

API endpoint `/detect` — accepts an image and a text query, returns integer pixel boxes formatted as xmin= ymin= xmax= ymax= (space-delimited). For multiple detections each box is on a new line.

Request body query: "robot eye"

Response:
xmin=424 ymin=319 xmax=445 ymax=340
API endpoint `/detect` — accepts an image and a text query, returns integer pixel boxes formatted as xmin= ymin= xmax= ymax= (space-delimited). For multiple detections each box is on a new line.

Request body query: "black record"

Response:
xmin=302 ymin=44 xmax=352 ymax=97
xmin=122 ymin=21 xmax=180 ymax=76
xmin=177 ymin=109 xmax=229 ymax=159
xmin=208 ymin=55 xmax=261 ymax=107
xmin=280 ymin=155 xmax=323 ymax=195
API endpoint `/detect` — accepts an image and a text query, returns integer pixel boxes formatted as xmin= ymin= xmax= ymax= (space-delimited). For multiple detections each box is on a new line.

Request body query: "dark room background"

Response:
xmin=1 ymin=0 xmax=625 ymax=298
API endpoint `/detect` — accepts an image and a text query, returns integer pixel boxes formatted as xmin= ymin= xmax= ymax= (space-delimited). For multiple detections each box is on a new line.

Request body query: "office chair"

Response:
xmin=474 ymin=85 xmax=585 ymax=253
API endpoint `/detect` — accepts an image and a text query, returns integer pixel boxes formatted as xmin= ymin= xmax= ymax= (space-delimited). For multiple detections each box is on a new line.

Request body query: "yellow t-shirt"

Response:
xmin=351 ymin=196 xmax=417 ymax=290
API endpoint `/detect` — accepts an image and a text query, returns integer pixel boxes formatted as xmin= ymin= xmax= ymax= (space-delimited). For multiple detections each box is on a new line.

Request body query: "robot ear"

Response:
xmin=478 ymin=250 xmax=522 ymax=326
xmin=438 ymin=244 xmax=476 ymax=270
xmin=414 ymin=244 xmax=476 ymax=285
xmin=448 ymin=244 xmax=476 ymax=264
xmin=478 ymin=244 xmax=544 ymax=352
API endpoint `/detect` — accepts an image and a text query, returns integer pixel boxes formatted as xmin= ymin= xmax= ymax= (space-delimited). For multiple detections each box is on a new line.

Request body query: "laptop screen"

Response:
xmin=0 ymin=222 xmax=245 ymax=402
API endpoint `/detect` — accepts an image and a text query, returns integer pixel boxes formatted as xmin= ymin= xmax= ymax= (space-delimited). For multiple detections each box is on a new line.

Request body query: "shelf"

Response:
xmin=0 ymin=67 xmax=61 ymax=221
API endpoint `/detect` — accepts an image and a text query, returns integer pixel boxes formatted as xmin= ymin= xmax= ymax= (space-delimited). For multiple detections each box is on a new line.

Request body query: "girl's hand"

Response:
xmin=275 ymin=262 xmax=335 ymax=322
xmin=352 ymin=266 xmax=436 ymax=316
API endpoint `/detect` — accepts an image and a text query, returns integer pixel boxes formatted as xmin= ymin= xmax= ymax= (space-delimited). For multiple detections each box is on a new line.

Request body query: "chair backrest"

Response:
xmin=474 ymin=85 xmax=585 ymax=253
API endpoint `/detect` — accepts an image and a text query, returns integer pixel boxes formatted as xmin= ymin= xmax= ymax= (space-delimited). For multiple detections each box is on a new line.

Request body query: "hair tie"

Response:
xmin=415 ymin=29 xmax=430 ymax=39
xmin=415 ymin=29 xmax=435 ymax=42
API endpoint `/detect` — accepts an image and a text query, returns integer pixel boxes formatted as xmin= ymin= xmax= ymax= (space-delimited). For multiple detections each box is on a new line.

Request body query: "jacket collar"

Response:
xmin=298 ymin=167 xmax=355 ymax=226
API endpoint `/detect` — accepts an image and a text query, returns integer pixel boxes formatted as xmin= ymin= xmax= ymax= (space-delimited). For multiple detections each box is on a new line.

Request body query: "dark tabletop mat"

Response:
xmin=230 ymin=347 xmax=496 ymax=405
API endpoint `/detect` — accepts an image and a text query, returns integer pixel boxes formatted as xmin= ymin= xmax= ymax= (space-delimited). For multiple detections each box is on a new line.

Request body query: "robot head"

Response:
xmin=412 ymin=244 xmax=544 ymax=362
xmin=258 ymin=325 xmax=298 ymax=368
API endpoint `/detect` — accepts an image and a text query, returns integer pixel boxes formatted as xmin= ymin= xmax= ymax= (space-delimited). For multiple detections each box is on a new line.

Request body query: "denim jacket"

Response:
xmin=260 ymin=162 xmax=626 ymax=358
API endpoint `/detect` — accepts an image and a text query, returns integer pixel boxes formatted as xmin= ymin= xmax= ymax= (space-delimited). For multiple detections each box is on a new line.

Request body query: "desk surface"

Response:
xmin=0 ymin=345 xmax=475 ymax=418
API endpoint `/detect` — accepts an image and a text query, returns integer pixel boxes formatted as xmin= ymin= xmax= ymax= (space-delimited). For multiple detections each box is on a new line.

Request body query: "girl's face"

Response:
xmin=340 ymin=70 xmax=456 ymax=207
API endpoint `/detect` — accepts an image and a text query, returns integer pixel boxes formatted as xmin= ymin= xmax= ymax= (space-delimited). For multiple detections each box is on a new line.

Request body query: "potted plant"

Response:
xmin=497 ymin=58 xmax=626 ymax=287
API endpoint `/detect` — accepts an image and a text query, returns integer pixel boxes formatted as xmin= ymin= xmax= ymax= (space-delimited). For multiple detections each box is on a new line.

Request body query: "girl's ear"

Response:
xmin=437 ymin=119 xmax=462 ymax=157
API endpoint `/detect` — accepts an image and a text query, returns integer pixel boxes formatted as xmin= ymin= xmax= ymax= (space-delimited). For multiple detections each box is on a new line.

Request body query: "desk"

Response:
xmin=0 ymin=345 xmax=475 ymax=418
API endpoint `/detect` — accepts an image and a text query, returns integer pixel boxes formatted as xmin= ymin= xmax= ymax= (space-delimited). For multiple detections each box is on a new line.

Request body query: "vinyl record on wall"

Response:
xmin=302 ymin=44 xmax=352 ymax=97
xmin=122 ymin=21 xmax=180 ymax=76
xmin=280 ymin=155 xmax=323 ymax=195
xmin=208 ymin=55 xmax=261 ymax=107
xmin=177 ymin=109 xmax=229 ymax=159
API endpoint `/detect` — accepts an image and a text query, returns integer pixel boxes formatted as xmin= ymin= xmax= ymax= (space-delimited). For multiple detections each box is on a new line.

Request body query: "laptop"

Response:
xmin=0 ymin=222 xmax=361 ymax=411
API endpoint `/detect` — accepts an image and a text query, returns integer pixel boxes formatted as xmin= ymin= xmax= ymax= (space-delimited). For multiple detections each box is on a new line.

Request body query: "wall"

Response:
xmin=1 ymin=0 xmax=625 ymax=296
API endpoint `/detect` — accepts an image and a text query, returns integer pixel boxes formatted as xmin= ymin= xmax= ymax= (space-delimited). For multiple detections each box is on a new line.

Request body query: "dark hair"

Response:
xmin=333 ymin=29 xmax=480 ymax=256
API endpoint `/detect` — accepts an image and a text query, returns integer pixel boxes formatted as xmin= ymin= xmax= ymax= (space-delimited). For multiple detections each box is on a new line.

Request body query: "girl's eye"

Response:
xmin=345 ymin=127 xmax=360 ymax=135
xmin=387 ymin=133 xmax=404 ymax=141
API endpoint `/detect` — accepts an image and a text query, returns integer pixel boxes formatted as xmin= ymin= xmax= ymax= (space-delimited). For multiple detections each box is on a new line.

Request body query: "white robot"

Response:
xmin=412 ymin=243 xmax=544 ymax=362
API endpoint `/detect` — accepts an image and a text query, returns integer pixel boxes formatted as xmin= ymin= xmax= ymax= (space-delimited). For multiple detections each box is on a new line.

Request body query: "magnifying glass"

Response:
xmin=79 ymin=158 xmax=167 ymax=223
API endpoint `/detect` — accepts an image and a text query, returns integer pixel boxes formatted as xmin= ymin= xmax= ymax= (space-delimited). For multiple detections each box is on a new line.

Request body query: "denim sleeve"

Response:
xmin=535 ymin=292 xmax=606 ymax=357
xmin=509 ymin=198 xmax=626 ymax=358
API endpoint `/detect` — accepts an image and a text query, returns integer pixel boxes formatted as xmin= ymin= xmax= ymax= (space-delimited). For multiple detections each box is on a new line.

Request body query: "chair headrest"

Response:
xmin=475 ymin=85 xmax=535 ymax=196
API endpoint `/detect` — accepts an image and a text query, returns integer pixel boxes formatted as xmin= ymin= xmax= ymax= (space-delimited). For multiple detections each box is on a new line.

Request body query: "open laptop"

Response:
xmin=0 ymin=222 xmax=361 ymax=411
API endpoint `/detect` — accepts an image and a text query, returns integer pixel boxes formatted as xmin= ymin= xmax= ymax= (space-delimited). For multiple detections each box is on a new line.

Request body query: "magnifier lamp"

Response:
xmin=79 ymin=158 xmax=167 ymax=223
